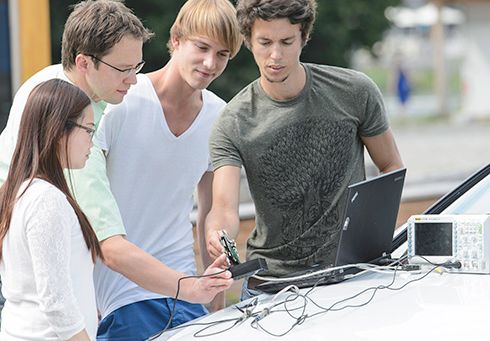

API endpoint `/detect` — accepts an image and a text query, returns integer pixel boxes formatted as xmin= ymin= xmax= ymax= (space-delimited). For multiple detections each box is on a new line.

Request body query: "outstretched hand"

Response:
xmin=188 ymin=253 xmax=233 ymax=304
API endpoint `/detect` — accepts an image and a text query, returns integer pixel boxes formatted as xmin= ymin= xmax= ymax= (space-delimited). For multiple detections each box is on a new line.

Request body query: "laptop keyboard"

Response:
xmin=255 ymin=267 xmax=349 ymax=294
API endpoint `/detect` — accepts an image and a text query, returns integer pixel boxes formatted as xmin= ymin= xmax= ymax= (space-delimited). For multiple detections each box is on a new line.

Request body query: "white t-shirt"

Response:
xmin=94 ymin=74 xmax=225 ymax=318
xmin=0 ymin=179 xmax=97 ymax=340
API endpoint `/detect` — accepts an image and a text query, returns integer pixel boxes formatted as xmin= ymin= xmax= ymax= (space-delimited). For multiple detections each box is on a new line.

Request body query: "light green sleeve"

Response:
xmin=66 ymin=144 xmax=126 ymax=241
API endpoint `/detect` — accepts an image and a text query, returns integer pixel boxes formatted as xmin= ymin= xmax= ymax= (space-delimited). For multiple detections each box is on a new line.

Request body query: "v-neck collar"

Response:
xmin=144 ymin=74 xmax=206 ymax=141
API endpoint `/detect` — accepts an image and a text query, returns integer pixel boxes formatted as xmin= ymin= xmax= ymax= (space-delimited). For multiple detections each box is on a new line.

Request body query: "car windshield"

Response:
xmin=443 ymin=173 xmax=490 ymax=214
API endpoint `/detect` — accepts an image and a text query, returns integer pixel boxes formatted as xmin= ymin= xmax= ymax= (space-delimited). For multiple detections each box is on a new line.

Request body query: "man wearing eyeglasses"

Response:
xmin=0 ymin=0 xmax=234 ymax=331
xmin=92 ymin=0 xmax=242 ymax=339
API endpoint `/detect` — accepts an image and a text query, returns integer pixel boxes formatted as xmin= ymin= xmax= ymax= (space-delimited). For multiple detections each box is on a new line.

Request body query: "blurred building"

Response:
xmin=378 ymin=0 xmax=490 ymax=119
xmin=0 ymin=0 xmax=51 ymax=133
xmin=452 ymin=0 xmax=490 ymax=120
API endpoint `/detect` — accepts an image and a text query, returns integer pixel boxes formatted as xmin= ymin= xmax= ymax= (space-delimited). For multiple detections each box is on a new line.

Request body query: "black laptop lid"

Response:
xmin=335 ymin=168 xmax=406 ymax=266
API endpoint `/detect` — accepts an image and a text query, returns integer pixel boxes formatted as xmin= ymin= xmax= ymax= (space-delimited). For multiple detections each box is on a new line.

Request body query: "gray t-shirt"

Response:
xmin=210 ymin=63 xmax=389 ymax=276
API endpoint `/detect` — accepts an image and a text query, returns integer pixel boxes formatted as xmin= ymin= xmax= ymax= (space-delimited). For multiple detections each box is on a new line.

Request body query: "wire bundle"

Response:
xmin=149 ymin=256 xmax=456 ymax=339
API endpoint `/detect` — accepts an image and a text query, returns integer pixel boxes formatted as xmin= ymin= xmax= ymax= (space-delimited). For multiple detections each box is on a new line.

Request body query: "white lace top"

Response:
xmin=0 ymin=179 xmax=97 ymax=340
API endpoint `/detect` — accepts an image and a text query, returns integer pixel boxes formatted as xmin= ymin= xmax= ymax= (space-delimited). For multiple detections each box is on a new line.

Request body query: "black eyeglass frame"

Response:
xmin=68 ymin=121 xmax=96 ymax=138
xmin=88 ymin=54 xmax=145 ymax=76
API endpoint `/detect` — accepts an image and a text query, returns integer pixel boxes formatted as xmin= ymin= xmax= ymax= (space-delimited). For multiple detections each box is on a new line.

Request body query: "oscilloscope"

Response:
xmin=407 ymin=214 xmax=490 ymax=274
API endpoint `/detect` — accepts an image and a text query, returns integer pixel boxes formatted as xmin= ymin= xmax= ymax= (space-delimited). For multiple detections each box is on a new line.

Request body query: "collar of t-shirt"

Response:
xmin=91 ymin=100 xmax=107 ymax=129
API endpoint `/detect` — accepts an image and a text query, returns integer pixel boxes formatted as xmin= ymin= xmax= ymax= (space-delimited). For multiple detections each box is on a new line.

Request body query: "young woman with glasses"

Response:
xmin=0 ymin=79 xmax=102 ymax=340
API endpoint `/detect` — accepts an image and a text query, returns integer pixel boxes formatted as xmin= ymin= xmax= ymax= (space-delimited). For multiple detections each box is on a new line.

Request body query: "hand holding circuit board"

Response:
xmin=219 ymin=230 xmax=268 ymax=280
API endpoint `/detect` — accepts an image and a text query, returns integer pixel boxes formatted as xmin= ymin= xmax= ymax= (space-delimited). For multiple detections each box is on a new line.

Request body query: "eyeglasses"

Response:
xmin=69 ymin=121 xmax=96 ymax=138
xmin=88 ymin=54 xmax=145 ymax=76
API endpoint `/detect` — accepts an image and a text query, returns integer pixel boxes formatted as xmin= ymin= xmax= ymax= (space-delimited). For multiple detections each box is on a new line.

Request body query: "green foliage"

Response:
xmin=305 ymin=0 xmax=399 ymax=66
xmin=49 ymin=0 xmax=399 ymax=101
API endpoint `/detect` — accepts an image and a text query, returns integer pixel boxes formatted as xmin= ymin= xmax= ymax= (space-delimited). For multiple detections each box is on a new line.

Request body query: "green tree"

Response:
xmin=50 ymin=0 xmax=398 ymax=101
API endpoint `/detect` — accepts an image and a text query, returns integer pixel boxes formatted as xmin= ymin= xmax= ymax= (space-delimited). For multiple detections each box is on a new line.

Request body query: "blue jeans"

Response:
xmin=240 ymin=278 xmax=265 ymax=301
xmin=96 ymin=298 xmax=208 ymax=341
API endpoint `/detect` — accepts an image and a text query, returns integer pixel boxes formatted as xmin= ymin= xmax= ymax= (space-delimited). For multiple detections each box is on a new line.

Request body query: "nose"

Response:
xmin=124 ymin=71 xmax=138 ymax=85
xmin=203 ymin=53 xmax=217 ymax=71
xmin=270 ymin=44 xmax=283 ymax=60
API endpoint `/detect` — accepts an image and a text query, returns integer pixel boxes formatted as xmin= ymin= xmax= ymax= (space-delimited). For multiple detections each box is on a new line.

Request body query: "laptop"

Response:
xmin=255 ymin=168 xmax=407 ymax=293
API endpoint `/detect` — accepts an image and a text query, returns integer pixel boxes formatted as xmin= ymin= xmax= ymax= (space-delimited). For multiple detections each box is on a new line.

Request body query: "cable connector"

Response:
xmin=442 ymin=260 xmax=462 ymax=269
xmin=237 ymin=308 xmax=253 ymax=323
xmin=402 ymin=264 xmax=421 ymax=272
xmin=295 ymin=314 xmax=308 ymax=326
xmin=235 ymin=297 xmax=258 ymax=324
xmin=254 ymin=307 xmax=270 ymax=322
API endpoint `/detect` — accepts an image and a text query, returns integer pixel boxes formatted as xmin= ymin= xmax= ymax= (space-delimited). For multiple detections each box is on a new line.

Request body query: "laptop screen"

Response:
xmin=335 ymin=168 xmax=406 ymax=266
xmin=254 ymin=168 xmax=407 ymax=294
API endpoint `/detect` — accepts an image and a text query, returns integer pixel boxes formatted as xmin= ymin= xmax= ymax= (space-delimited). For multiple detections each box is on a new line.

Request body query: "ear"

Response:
xmin=170 ymin=33 xmax=181 ymax=51
xmin=74 ymin=54 xmax=90 ymax=74
xmin=244 ymin=40 xmax=252 ymax=51
xmin=57 ymin=132 xmax=69 ymax=167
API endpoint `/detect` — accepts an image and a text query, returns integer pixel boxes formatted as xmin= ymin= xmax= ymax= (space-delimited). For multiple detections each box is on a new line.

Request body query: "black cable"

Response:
xmin=306 ymin=258 xmax=406 ymax=312
xmin=149 ymin=256 xmax=453 ymax=339
xmin=411 ymin=255 xmax=462 ymax=269
xmin=249 ymin=257 xmax=414 ymax=336
xmin=301 ymin=260 xmax=439 ymax=322
xmin=192 ymin=299 xmax=263 ymax=337
xmin=193 ymin=318 xmax=245 ymax=338
xmin=147 ymin=269 xmax=228 ymax=340
xmin=151 ymin=292 xmax=263 ymax=338
xmin=250 ymin=294 xmax=309 ymax=337
xmin=262 ymin=258 xmax=446 ymax=336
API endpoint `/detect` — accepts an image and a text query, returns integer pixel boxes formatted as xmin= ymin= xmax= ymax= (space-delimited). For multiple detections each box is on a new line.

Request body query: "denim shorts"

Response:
xmin=240 ymin=278 xmax=265 ymax=301
xmin=96 ymin=298 xmax=208 ymax=341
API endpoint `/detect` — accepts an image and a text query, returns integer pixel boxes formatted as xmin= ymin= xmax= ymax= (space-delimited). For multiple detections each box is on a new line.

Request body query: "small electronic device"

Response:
xmin=230 ymin=258 xmax=268 ymax=280
xmin=407 ymin=214 xmax=490 ymax=273
xmin=219 ymin=230 xmax=268 ymax=279
xmin=220 ymin=230 xmax=240 ymax=265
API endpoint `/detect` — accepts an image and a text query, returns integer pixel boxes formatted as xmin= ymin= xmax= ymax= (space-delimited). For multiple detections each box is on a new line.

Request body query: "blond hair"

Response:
xmin=168 ymin=0 xmax=242 ymax=58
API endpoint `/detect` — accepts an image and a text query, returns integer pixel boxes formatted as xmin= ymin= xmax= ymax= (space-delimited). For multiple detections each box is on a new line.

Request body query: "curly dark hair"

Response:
xmin=236 ymin=0 xmax=317 ymax=47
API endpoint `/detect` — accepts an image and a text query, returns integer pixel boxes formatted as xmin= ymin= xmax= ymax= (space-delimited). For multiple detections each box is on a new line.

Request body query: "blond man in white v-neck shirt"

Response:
xmin=94 ymin=0 xmax=242 ymax=339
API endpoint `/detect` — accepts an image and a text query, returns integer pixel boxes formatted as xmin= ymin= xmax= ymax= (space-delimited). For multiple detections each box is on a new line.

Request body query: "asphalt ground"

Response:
xmin=388 ymin=120 xmax=490 ymax=200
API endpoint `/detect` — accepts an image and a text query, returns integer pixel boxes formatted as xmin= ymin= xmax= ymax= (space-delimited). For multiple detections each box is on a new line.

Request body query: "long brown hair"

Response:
xmin=0 ymin=79 xmax=102 ymax=261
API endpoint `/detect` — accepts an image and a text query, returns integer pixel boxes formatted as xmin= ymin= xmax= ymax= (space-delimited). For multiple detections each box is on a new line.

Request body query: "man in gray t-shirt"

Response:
xmin=206 ymin=0 xmax=403 ymax=296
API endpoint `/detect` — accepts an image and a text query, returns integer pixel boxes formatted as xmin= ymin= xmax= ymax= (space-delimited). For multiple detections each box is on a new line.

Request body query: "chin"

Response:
xmin=105 ymin=97 xmax=124 ymax=105
xmin=189 ymin=82 xmax=209 ymax=91
xmin=190 ymin=76 xmax=215 ymax=90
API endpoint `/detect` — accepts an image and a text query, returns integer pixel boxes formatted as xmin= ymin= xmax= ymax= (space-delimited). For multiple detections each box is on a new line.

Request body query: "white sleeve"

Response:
xmin=25 ymin=190 xmax=86 ymax=340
